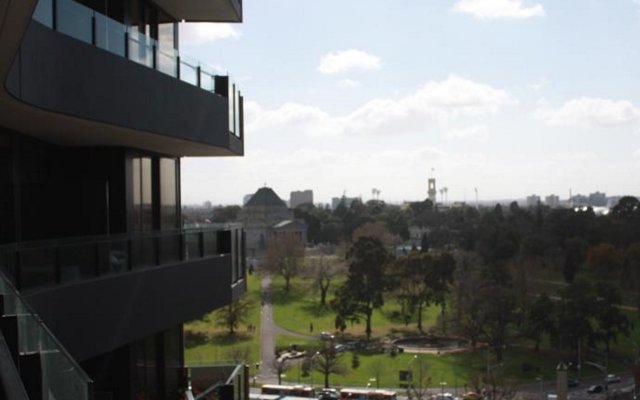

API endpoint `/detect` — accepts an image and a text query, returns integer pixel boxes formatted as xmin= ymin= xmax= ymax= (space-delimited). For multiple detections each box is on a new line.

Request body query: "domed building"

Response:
xmin=239 ymin=187 xmax=307 ymax=257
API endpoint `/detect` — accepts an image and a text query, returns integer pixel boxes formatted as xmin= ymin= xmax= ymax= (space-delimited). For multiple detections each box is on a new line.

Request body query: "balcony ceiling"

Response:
xmin=152 ymin=0 xmax=242 ymax=22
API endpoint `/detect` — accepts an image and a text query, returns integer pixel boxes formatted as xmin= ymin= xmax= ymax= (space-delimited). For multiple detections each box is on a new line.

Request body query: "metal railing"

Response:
xmin=31 ymin=0 xmax=243 ymax=138
xmin=0 ymin=271 xmax=94 ymax=399
xmin=0 ymin=224 xmax=246 ymax=292
xmin=186 ymin=362 xmax=248 ymax=400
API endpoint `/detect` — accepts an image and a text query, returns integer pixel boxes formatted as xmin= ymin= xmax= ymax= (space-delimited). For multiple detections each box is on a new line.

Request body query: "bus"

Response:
xmin=339 ymin=389 xmax=397 ymax=400
xmin=261 ymin=385 xmax=316 ymax=398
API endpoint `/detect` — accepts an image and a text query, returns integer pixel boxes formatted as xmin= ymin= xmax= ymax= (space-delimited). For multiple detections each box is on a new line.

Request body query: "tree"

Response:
xmin=408 ymin=356 xmax=432 ymax=400
xmin=524 ymin=293 xmax=555 ymax=352
xmin=553 ymin=279 xmax=596 ymax=352
xmin=332 ymin=237 xmax=392 ymax=340
xmin=587 ymin=243 xmax=621 ymax=278
xmin=368 ymin=359 xmax=387 ymax=388
xmin=429 ymin=252 xmax=456 ymax=334
xmin=265 ymin=233 xmax=305 ymax=292
xmin=390 ymin=252 xmax=433 ymax=332
xmin=451 ymin=253 xmax=485 ymax=347
xmin=593 ymin=282 xmax=631 ymax=353
xmin=420 ymin=233 xmax=430 ymax=253
xmin=611 ymin=196 xmax=640 ymax=219
xmin=210 ymin=205 xmax=241 ymax=223
xmin=352 ymin=221 xmax=398 ymax=247
xmin=563 ymin=237 xmax=588 ymax=283
xmin=309 ymin=256 xmax=343 ymax=306
xmin=272 ymin=358 xmax=290 ymax=385
xmin=215 ymin=295 xmax=253 ymax=335
xmin=314 ymin=340 xmax=346 ymax=388
xmin=625 ymin=242 xmax=640 ymax=317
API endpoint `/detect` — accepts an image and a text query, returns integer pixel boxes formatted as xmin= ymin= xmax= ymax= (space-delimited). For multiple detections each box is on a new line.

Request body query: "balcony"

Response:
xmin=151 ymin=0 xmax=243 ymax=23
xmin=3 ymin=0 xmax=244 ymax=157
xmin=0 ymin=225 xmax=247 ymax=360
xmin=0 ymin=271 xmax=93 ymax=399
xmin=186 ymin=362 xmax=249 ymax=400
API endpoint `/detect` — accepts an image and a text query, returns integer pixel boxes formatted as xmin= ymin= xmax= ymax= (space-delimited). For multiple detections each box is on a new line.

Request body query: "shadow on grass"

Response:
xmin=382 ymin=308 xmax=414 ymax=325
xmin=185 ymin=330 xmax=209 ymax=349
xmin=300 ymin=301 xmax=333 ymax=317
xmin=208 ymin=332 xmax=254 ymax=345
xmin=270 ymin=283 xmax=308 ymax=306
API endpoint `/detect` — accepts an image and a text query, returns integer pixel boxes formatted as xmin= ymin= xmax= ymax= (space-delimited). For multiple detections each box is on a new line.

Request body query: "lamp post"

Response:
xmin=536 ymin=376 xmax=543 ymax=400
xmin=440 ymin=381 xmax=447 ymax=399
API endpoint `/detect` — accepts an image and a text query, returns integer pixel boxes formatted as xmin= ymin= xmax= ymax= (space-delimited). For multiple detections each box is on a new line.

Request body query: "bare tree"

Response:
xmin=367 ymin=359 xmax=387 ymax=389
xmin=265 ymin=233 xmax=305 ymax=292
xmin=215 ymin=294 xmax=254 ymax=335
xmin=226 ymin=346 xmax=251 ymax=364
xmin=314 ymin=340 xmax=346 ymax=388
xmin=308 ymin=255 xmax=344 ymax=306
xmin=408 ymin=356 xmax=431 ymax=400
xmin=352 ymin=221 xmax=399 ymax=247
xmin=470 ymin=369 xmax=517 ymax=400
xmin=272 ymin=358 xmax=290 ymax=385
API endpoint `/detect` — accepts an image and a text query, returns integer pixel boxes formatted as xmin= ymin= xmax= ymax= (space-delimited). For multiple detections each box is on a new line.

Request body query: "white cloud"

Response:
xmin=339 ymin=79 xmax=361 ymax=88
xmin=179 ymin=23 xmax=241 ymax=45
xmin=527 ymin=78 xmax=549 ymax=91
xmin=317 ymin=49 xmax=381 ymax=75
xmin=246 ymin=75 xmax=514 ymax=137
xmin=445 ymin=125 xmax=489 ymax=140
xmin=634 ymin=149 xmax=640 ymax=158
xmin=535 ymin=97 xmax=640 ymax=128
xmin=453 ymin=0 xmax=545 ymax=20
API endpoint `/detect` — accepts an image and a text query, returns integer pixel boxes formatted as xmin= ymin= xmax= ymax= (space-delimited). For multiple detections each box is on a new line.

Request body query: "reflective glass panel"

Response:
xmin=57 ymin=0 xmax=93 ymax=45
xmin=95 ymin=14 xmax=126 ymax=57
xmin=33 ymin=0 xmax=54 ymax=27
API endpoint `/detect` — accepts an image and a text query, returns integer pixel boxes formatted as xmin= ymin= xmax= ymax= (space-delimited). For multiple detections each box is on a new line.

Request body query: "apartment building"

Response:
xmin=0 ymin=0 xmax=247 ymax=398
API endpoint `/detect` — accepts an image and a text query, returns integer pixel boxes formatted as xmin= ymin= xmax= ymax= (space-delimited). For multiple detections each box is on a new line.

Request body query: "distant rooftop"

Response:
xmin=244 ymin=187 xmax=287 ymax=208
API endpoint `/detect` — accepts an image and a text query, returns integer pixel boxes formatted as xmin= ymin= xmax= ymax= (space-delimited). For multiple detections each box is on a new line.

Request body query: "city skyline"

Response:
xmin=181 ymin=0 xmax=640 ymax=205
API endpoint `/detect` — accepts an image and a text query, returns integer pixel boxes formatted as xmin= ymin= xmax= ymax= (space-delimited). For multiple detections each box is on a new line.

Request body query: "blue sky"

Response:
xmin=180 ymin=0 xmax=640 ymax=205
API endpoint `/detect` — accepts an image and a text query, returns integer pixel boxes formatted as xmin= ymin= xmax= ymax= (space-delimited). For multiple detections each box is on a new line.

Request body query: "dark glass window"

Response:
xmin=160 ymin=158 xmax=178 ymax=230
xmin=132 ymin=156 xmax=153 ymax=232
xmin=164 ymin=325 xmax=183 ymax=396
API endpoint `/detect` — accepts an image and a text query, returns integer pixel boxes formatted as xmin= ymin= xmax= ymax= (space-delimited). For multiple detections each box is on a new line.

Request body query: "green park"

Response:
xmin=185 ymin=197 xmax=640 ymax=391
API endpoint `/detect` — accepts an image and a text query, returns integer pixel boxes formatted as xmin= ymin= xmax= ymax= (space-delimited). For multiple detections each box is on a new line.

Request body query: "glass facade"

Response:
xmin=31 ymin=0 xmax=245 ymax=133
xmin=132 ymin=326 xmax=184 ymax=399
xmin=132 ymin=156 xmax=153 ymax=232
xmin=160 ymin=158 xmax=178 ymax=230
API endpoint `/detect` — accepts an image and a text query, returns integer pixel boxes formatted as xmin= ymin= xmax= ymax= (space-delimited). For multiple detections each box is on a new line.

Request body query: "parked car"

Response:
xmin=587 ymin=385 xmax=604 ymax=394
xmin=568 ymin=379 xmax=580 ymax=388
xmin=320 ymin=331 xmax=335 ymax=341
xmin=606 ymin=374 xmax=621 ymax=384
xmin=318 ymin=388 xmax=339 ymax=400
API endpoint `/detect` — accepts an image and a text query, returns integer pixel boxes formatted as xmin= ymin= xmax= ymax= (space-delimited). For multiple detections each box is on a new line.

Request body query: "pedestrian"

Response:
xmin=309 ymin=322 xmax=313 ymax=333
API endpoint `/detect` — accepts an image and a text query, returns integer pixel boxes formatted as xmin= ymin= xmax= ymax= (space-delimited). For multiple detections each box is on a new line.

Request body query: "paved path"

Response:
xmin=259 ymin=273 xmax=277 ymax=382
xmin=258 ymin=273 xmax=315 ymax=384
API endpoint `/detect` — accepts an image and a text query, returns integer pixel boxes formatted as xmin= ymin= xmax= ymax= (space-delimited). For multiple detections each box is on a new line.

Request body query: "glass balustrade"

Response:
xmin=0 ymin=272 xmax=93 ymax=399
xmin=31 ymin=0 xmax=244 ymax=137
xmin=0 ymin=225 xmax=245 ymax=292
xmin=95 ymin=14 xmax=127 ymax=57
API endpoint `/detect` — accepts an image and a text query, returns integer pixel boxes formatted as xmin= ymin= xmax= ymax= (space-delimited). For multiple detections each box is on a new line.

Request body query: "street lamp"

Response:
xmin=536 ymin=375 xmax=543 ymax=400
xmin=440 ymin=381 xmax=447 ymax=399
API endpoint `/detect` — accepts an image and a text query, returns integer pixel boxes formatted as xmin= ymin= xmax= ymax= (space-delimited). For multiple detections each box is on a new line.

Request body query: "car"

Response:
xmin=587 ymin=385 xmax=604 ymax=394
xmin=318 ymin=388 xmax=339 ymax=400
xmin=606 ymin=374 xmax=621 ymax=384
xmin=320 ymin=331 xmax=335 ymax=341
xmin=334 ymin=344 xmax=347 ymax=352
xmin=568 ymin=379 xmax=580 ymax=388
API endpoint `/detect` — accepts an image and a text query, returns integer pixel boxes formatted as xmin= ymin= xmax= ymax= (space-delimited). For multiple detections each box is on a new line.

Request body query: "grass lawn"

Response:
xmin=278 ymin=346 xmax=576 ymax=390
xmin=184 ymin=272 xmax=263 ymax=366
xmin=271 ymin=275 xmax=442 ymax=339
